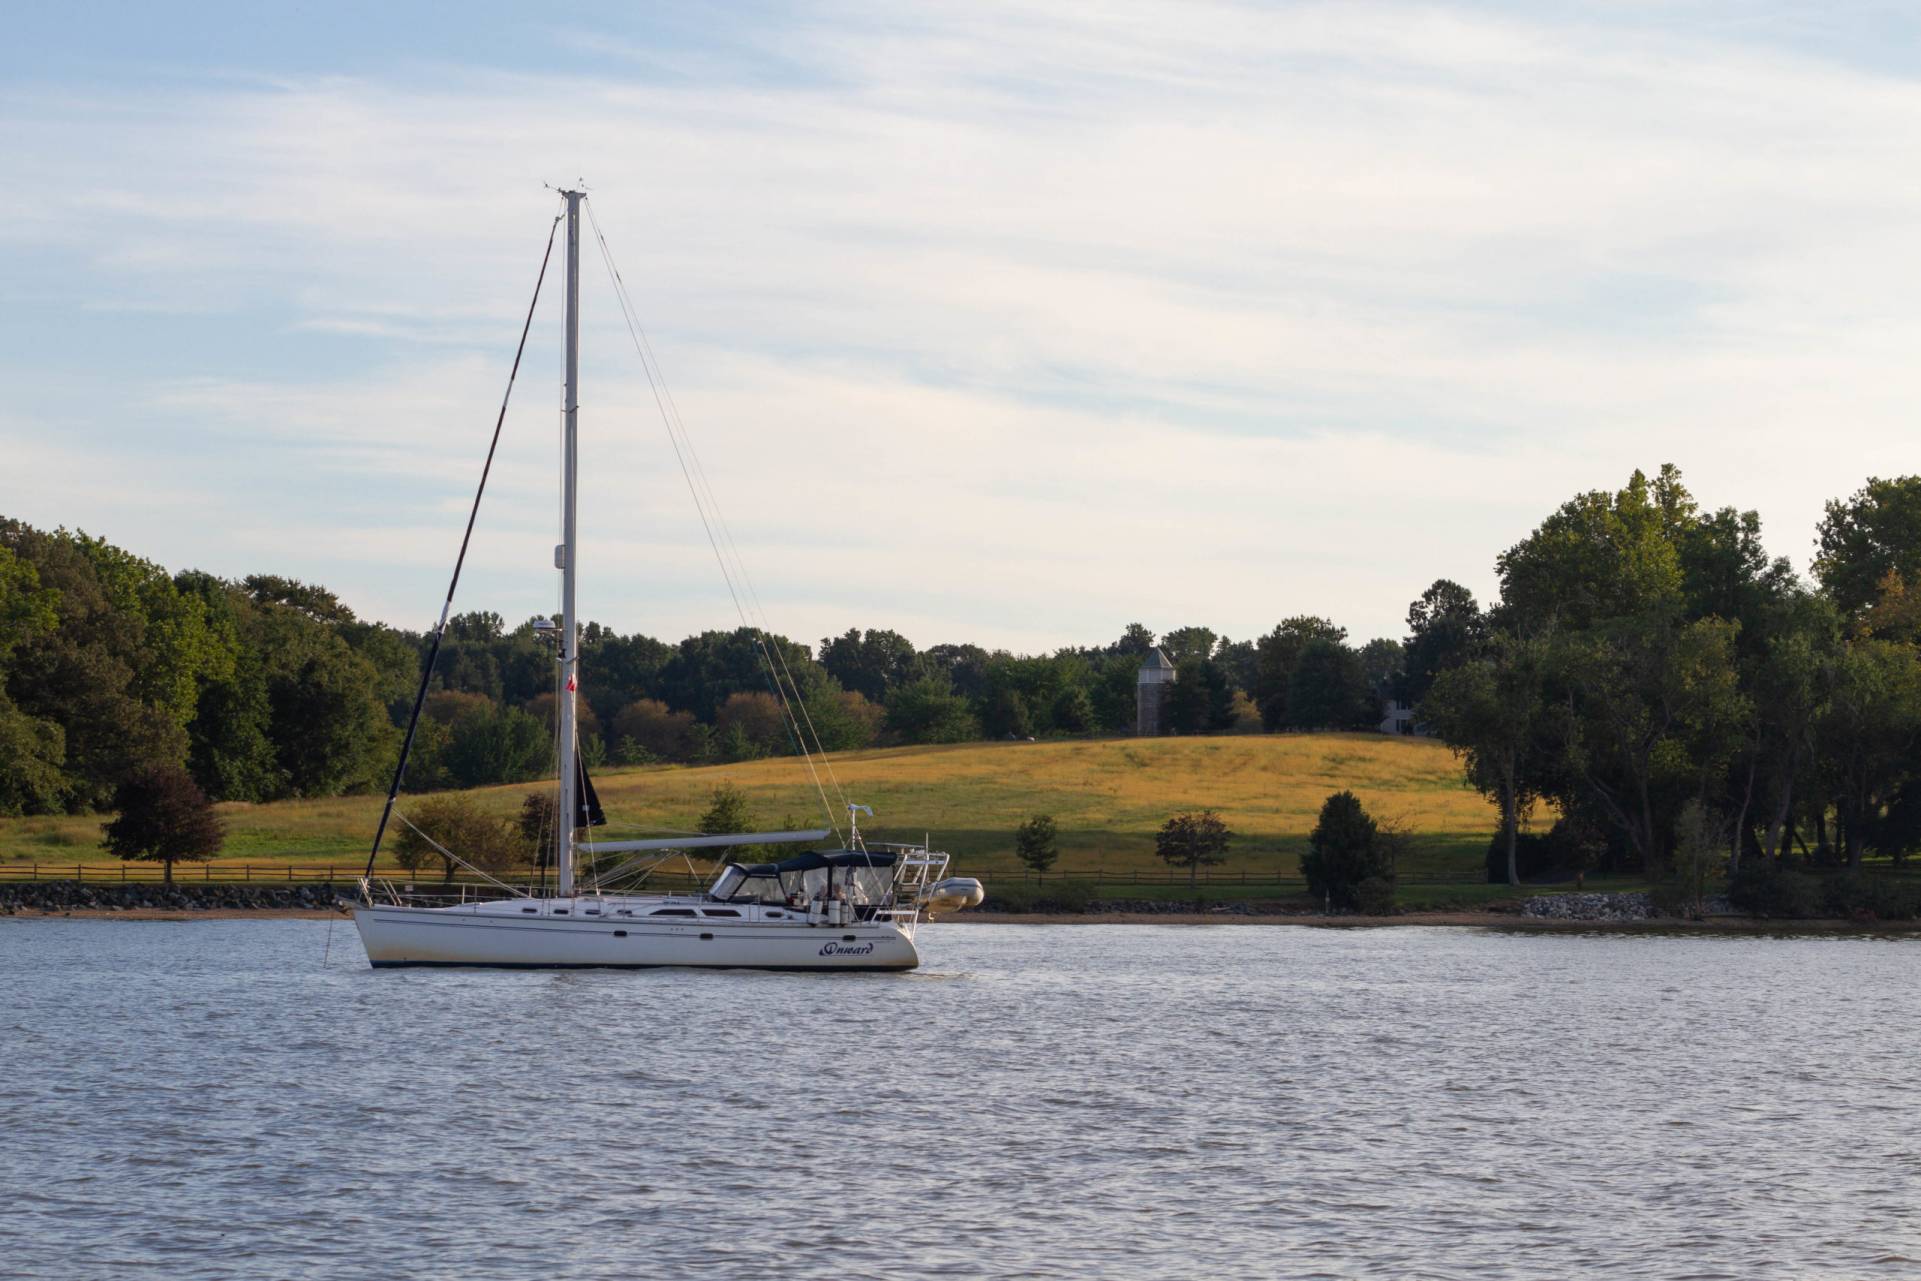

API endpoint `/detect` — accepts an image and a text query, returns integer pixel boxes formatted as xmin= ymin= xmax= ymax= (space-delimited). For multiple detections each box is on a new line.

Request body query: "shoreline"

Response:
xmin=949 ymin=910 xmax=1921 ymax=932
xmin=10 ymin=907 xmax=1920 ymax=933
xmin=4 ymin=908 xmax=346 ymax=921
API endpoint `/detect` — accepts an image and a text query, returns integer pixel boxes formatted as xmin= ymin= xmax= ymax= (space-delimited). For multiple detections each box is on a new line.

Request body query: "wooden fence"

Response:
xmin=0 ymin=861 xmax=1483 ymax=888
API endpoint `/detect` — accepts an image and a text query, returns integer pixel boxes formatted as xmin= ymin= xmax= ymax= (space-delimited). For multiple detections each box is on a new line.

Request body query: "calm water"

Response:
xmin=2 ymin=919 xmax=1917 ymax=1280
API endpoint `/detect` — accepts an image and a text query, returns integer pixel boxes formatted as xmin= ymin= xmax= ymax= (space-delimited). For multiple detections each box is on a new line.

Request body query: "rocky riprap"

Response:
xmin=1520 ymin=892 xmax=1655 ymax=922
xmin=0 ymin=881 xmax=350 ymax=914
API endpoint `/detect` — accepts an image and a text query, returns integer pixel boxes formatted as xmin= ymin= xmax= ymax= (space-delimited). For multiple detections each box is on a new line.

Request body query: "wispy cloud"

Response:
xmin=2 ymin=2 xmax=1919 ymax=649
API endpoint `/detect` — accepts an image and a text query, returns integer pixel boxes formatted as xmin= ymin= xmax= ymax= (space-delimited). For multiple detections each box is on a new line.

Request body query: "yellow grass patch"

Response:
xmin=0 ymin=734 xmax=1499 ymax=878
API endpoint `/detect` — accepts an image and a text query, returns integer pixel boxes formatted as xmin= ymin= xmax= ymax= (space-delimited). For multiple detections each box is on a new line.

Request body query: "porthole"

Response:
xmin=699 ymin=932 xmax=714 ymax=941
xmin=613 ymin=930 xmax=628 ymax=938
xmin=521 ymin=907 xmax=537 ymax=914
xmin=843 ymin=935 xmax=857 ymax=942
xmin=554 ymin=909 xmax=569 ymax=916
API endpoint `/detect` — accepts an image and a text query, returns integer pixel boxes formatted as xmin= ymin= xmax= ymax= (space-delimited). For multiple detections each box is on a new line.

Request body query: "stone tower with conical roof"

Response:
xmin=1136 ymin=647 xmax=1176 ymax=736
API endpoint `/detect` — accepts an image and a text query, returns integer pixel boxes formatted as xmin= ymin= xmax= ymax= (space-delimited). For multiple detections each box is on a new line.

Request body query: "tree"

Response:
xmin=1736 ymin=594 xmax=1839 ymax=871
xmin=1302 ymin=791 xmax=1393 ymax=910
xmin=1253 ymin=616 xmax=1346 ymax=729
xmin=1813 ymin=638 xmax=1921 ymax=867
xmin=716 ymin=690 xmax=790 ymax=755
xmin=1358 ymin=638 xmax=1405 ymax=702
xmin=1402 ymin=580 xmax=1484 ymax=704
xmin=1285 ymin=639 xmax=1375 ymax=730
xmin=1160 ymin=626 xmax=1218 ymax=665
xmin=522 ymin=692 xmax=603 ymax=744
xmin=802 ymin=687 xmax=884 ymax=752
xmin=611 ymin=698 xmax=697 ymax=762
xmin=1051 ymin=685 xmax=1096 ymax=734
xmin=1164 ymin=658 xmax=1235 ymax=734
xmin=1110 ymin=623 xmax=1156 ymax=657
xmin=578 ymin=627 xmax=671 ymax=729
xmin=1422 ymin=634 xmax=1550 ymax=886
xmin=1860 ymin=570 xmax=1921 ymax=644
xmin=1666 ymin=798 xmax=1721 ymax=919
xmin=818 ymin=628 xmax=921 ymax=703
xmin=2 ymin=523 xmax=196 ymax=811
xmin=101 ymin=763 xmax=223 ymax=884
xmin=1553 ymin=615 xmax=1748 ymax=873
xmin=1214 ymin=636 xmax=1258 ymax=695
xmin=0 ymin=702 xmax=66 ymax=816
xmin=517 ymin=792 xmax=557 ymax=866
xmin=393 ymin=793 xmax=518 ymax=884
xmin=922 ymin=643 xmax=993 ymax=702
xmin=884 ymin=675 xmax=978 ymax=744
xmin=1014 ymin=814 xmax=1059 ymax=873
xmin=175 ymin=573 xmax=280 ymax=803
xmin=0 ymin=542 xmax=68 ymax=814
xmin=1814 ymin=476 xmax=1921 ymax=617
xmin=1089 ymin=655 xmax=1143 ymax=733
xmin=256 ymin=608 xmax=393 ymax=797
xmin=1495 ymin=466 xmax=1690 ymax=632
xmin=241 ymin=574 xmax=356 ymax=624
xmin=654 ymin=628 xmax=824 ymax=722
xmin=440 ymin=703 xmax=548 ymax=789
xmin=698 ymin=783 xmax=753 ymax=835
xmin=1155 ymin=810 xmax=1232 ymax=886
xmin=982 ymin=686 xmax=1033 ymax=739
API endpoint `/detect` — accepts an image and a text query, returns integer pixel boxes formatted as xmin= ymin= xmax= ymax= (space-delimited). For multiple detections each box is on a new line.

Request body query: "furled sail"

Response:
xmin=576 ymin=755 xmax=606 ymax=828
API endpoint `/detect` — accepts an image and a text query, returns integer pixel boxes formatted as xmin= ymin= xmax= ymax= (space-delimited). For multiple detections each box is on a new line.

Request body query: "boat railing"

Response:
xmin=363 ymin=878 xmax=529 ymax=909
xmin=881 ymin=846 xmax=951 ymax=921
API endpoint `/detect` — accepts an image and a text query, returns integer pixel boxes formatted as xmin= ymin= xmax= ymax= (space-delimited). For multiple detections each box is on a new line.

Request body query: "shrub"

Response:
xmin=1820 ymin=871 xmax=1921 ymax=921
xmin=394 ymin=793 xmax=519 ymax=884
xmin=698 ymin=783 xmax=752 ymax=835
xmin=1648 ymin=876 xmax=1701 ymax=919
xmin=1302 ymin=791 xmax=1394 ymax=910
xmin=517 ymin=792 xmax=556 ymax=863
xmin=1666 ymin=800 xmax=1722 ymax=918
xmin=1728 ymin=861 xmax=1823 ymax=919
xmin=1014 ymin=814 xmax=1059 ymax=873
xmin=1353 ymin=876 xmax=1396 ymax=915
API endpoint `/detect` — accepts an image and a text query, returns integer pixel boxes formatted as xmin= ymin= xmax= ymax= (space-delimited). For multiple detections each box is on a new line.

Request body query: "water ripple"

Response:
xmin=2 ymin=920 xmax=1918 ymax=1278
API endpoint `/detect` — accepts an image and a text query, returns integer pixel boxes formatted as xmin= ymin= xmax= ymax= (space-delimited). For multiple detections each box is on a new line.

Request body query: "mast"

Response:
xmin=557 ymin=189 xmax=583 ymax=897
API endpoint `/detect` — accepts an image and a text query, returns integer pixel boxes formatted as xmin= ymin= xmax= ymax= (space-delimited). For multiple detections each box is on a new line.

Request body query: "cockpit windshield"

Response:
xmin=706 ymin=865 xmax=785 ymax=905
xmin=706 ymin=853 xmax=899 ymax=907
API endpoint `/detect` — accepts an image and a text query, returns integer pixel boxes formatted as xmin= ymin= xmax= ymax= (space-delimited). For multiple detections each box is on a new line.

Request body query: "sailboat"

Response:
xmin=352 ymin=190 xmax=982 ymax=970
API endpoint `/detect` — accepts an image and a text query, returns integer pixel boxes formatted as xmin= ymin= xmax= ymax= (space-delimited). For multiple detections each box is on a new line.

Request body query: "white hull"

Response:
xmin=353 ymin=900 xmax=921 ymax=971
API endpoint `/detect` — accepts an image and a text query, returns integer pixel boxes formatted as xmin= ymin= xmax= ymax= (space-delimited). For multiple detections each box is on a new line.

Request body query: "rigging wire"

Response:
xmin=362 ymin=208 xmax=564 ymax=881
xmin=585 ymin=206 xmax=852 ymax=816
xmin=581 ymin=199 xmax=852 ymax=824
xmin=581 ymin=198 xmax=849 ymax=839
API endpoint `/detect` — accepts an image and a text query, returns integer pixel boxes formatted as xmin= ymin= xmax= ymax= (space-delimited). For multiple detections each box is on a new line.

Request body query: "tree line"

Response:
xmin=1416 ymin=466 xmax=1921 ymax=903
xmin=0 ymin=516 xmax=1414 ymax=816
xmin=7 ymin=458 xmax=1921 ymax=908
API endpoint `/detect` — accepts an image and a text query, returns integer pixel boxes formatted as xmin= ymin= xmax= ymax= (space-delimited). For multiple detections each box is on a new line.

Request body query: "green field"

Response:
xmin=0 ymin=733 xmax=1512 ymax=885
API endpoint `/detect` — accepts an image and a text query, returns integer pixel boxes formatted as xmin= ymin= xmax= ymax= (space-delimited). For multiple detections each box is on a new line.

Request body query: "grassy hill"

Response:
xmin=0 ymin=733 xmax=1500 ymax=881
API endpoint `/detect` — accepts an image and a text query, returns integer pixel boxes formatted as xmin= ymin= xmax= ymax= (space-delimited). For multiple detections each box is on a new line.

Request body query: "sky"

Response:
xmin=4 ymin=1 xmax=1920 ymax=654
